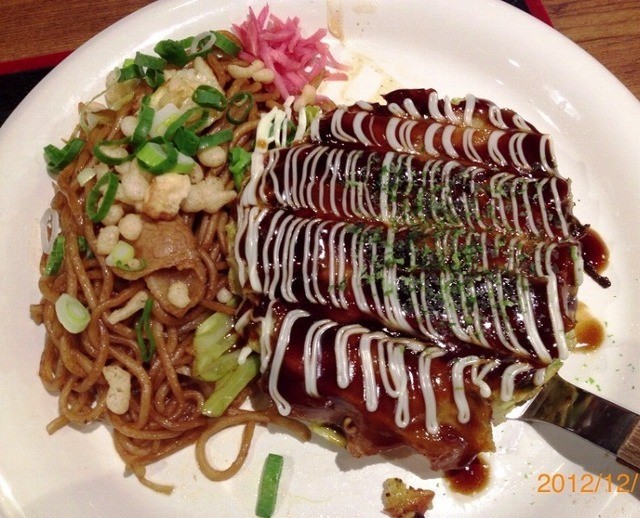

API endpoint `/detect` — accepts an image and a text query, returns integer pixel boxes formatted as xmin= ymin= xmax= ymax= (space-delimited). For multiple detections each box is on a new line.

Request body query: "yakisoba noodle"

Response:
xmin=31 ymin=25 xmax=331 ymax=492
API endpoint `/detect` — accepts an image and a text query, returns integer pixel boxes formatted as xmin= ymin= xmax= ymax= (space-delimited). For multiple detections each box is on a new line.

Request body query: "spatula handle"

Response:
xmin=617 ymin=418 xmax=640 ymax=472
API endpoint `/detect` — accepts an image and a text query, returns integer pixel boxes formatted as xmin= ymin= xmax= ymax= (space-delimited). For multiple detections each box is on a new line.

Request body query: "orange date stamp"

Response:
xmin=537 ymin=472 xmax=639 ymax=494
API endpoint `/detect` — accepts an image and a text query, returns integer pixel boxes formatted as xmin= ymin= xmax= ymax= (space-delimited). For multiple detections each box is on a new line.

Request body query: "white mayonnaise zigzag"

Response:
xmin=240 ymin=144 xmax=573 ymax=239
xmin=253 ymin=301 xmax=545 ymax=434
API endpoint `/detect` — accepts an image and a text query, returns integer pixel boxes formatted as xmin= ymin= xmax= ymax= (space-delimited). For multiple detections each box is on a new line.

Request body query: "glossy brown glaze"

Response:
xmin=574 ymin=303 xmax=605 ymax=352
xmin=444 ymin=456 xmax=490 ymax=495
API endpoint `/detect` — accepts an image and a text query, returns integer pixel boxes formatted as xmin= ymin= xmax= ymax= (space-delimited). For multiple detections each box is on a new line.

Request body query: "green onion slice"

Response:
xmin=226 ymin=92 xmax=254 ymax=125
xmin=164 ymin=107 xmax=204 ymax=140
xmin=174 ymin=152 xmax=196 ymax=174
xmin=135 ymin=298 xmax=156 ymax=362
xmin=55 ymin=293 xmax=90 ymax=334
xmin=255 ymin=453 xmax=285 ymax=518
xmin=115 ymin=258 xmax=147 ymax=272
xmin=134 ymin=52 xmax=166 ymax=71
xmin=118 ymin=63 xmax=142 ymax=82
xmin=174 ymin=126 xmax=200 ymax=156
xmin=192 ymin=85 xmax=227 ymax=111
xmin=198 ymin=128 xmax=233 ymax=149
xmin=135 ymin=138 xmax=178 ymax=174
xmin=45 ymin=235 xmax=65 ymax=276
xmin=44 ymin=138 xmax=85 ymax=174
xmin=93 ymin=138 xmax=132 ymax=165
xmin=131 ymin=103 xmax=155 ymax=148
xmin=212 ymin=31 xmax=241 ymax=57
xmin=154 ymin=39 xmax=190 ymax=67
xmin=86 ymin=172 xmax=119 ymax=222
xmin=228 ymin=147 xmax=252 ymax=191
xmin=105 ymin=240 xmax=135 ymax=267
xmin=143 ymin=68 xmax=165 ymax=89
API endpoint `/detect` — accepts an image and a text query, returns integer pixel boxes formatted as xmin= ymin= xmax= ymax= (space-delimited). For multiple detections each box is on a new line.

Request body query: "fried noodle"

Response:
xmin=30 ymin=30 xmax=325 ymax=491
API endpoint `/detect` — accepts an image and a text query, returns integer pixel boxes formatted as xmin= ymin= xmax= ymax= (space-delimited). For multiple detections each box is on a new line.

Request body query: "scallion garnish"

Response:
xmin=255 ymin=453 xmax=285 ymax=518
xmin=192 ymin=85 xmax=227 ymax=111
xmin=105 ymin=240 xmax=135 ymax=267
xmin=44 ymin=138 xmax=85 ymax=174
xmin=144 ymin=68 xmax=165 ymax=89
xmin=115 ymin=258 xmax=147 ymax=272
xmin=135 ymin=298 xmax=156 ymax=362
xmin=131 ymin=103 xmax=155 ymax=148
xmin=55 ymin=293 xmax=90 ymax=334
xmin=228 ymin=147 xmax=252 ymax=190
xmin=93 ymin=138 xmax=132 ymax=165
xmin=45 ymin=235 xmax=65 ymax=275
xmin=134 ymin=52 xmax=166 ymax=71
xmin=164 ymin=107 xmax=203 ymax=140
xmin=154 ymin=39 xmax=190 ymax=67
xmin=212 ymin=31 xmax=241 ymax=57
xmin=198 ymin=128 xmax=233 ymax=149
xmin=135 ymin=138 xmax=178 ymax=174
xmin=226 ymin=92 xmax=254 ymax=124
xmin=118 ymin=63 xmax=142 ymax=82
xmin=86 ymin=172 xmax=119 ymax=222
xmin=173 ymin=126 xmax=200 ymax=156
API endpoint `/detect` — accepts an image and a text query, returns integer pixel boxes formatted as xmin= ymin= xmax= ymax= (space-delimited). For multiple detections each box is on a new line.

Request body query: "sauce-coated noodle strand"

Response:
xmin=195 ymin=411 xmax=311 ymax=481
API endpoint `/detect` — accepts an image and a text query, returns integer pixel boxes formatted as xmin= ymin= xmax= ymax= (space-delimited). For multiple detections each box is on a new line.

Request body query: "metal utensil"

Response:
xmin=507 ymin=374 xmax=640 ymax=472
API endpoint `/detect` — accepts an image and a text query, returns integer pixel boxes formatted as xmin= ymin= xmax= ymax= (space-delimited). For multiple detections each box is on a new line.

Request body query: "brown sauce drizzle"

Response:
xmin=444 ymin=457 xmax=490 ymax=495
xmin=581 ymin=227 xmax=611 ymax=288
xmin=574 ymin=302 xmax=605 ymax=352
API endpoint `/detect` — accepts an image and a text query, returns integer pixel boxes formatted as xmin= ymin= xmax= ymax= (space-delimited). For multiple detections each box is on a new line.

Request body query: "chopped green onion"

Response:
xmin=174 ymin=152 xmax=196 ymax=174
xmin=105 ymin=240 xmax=135 ymax=267
xmin=201 ymin=354 xmax=259 ymax=417
xmin=131 ymin=103 xmax=155 ymax=148
xmin=226 ymin=92 xmax=254 ymax=124
xmin=185 ymin=109 xmax=211 ymax=133
xmin=164 ymin=107 xmax=204 ymax=140
xmin=198 ymin=128 xmax=233 ymax=149
xmin=115 ymin=257 xmax=147 ymax=272
xmin=188 ymin=31 xmax=216 ymax=57
xmin=228 ymin=147 xmax=252 ymax=191
xmin=55 ymin=293 xmax=90 ymax=334
xmin=212 ymin=31 xmax=241 ymax=57
xmin=255 ymin=453 xmax=285 ymax=518
xmin=192 ymin=85 xmax=227 ymax=111
xmin=134 ymin=52 xmax=166 ymax=71
xmin=154 ymin=39 xmax=190 ymax=67
xmin=118 ymin=62 xmax=144 ymax=83
xmin=144 ymin=68 xmax=165 ymax=89
xmin=45 ymin=235 xmax=65 ymax=275
xmin=135 ymin=298 xmax=156 ymax=362
xmin=86 ymin=172 xmax=119 ymax=222
xmin=193 ymin=312 xmax=237 ymax=377
xmin=173 ymin=126 xmax=200 ymax=156
xmin=135 ymin=138 xmax=178 ymax=174
xmin=44 ymin=138 xmax=85 ymax=174
xmin=93 ymin=138 xmax=132 ymax=165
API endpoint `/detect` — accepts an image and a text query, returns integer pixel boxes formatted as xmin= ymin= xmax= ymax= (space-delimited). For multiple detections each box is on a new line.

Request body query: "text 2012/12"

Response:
xmin=537 ymin=472 xmax=638 ymax=494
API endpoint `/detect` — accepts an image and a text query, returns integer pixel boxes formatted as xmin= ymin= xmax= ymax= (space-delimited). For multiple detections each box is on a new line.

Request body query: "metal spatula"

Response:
xmin=507 ymin=374 xmax=640 ymax=472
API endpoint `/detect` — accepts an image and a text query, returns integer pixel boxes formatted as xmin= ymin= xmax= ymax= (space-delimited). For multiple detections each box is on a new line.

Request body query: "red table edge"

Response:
xmin=525 ymin=0 xmax=553 ymax=26
xmin=0 ymin=1 xmax=552 ymax=76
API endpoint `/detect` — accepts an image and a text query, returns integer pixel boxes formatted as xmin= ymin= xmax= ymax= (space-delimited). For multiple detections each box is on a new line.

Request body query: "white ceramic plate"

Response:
xmin=1 ymin=0 xmax=639 ymax=516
